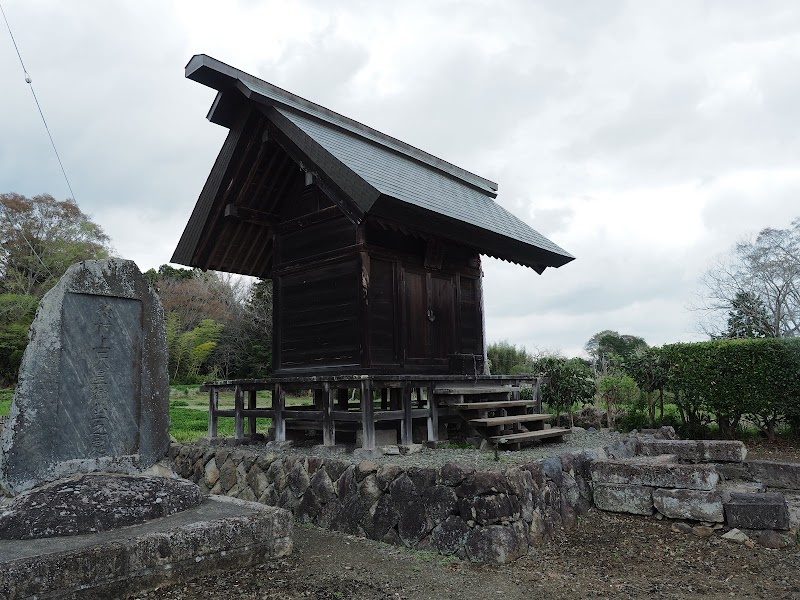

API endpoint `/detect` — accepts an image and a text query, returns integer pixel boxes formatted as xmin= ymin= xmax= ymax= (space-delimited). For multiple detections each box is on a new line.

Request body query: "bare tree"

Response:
xmin=694 ymin=219 xmax=800 ymax=339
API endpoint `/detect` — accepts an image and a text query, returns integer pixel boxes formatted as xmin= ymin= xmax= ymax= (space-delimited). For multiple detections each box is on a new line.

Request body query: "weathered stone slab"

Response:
xmin=593 ymin=483 xmax=654 ymax=516
xmin=639 ymin=440 xmax=746 ymax=463
xmin=746 ymin=461 xmax=800 ymax=490
xmin=0 ymin=259 xmax=169 ymax=494
xmin=0 ymin=473 xmax=202 ymax=539
xmin=591 ymin=459 xmax=719 ymax=491
xmin=652 ymin=488 xmax=724 ymax=522
xmin=724 ymin=492 xmax=790 ymax=530
xmin=0 ymin=496 xmax=292 ymax=599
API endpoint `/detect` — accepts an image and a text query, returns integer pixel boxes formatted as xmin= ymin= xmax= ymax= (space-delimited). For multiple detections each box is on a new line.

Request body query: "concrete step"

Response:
xmin=470 ymin=414 xmax=552 ymax=426
xmin=490 ymin=428 xmax=570 ymax=444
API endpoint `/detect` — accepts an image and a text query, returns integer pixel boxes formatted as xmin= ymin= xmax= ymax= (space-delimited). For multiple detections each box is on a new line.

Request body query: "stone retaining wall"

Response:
xmin=170 ymin=438 xmax=638 ymax=563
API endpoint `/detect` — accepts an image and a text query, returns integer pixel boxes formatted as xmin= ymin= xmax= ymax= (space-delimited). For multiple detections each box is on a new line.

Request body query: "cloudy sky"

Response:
xmin=2 ymin=1 xmax=799 ymax=357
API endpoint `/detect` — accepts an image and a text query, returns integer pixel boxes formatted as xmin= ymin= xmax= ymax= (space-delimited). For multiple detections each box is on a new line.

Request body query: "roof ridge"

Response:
xmin=185 ymin=54 xmax=498 ymax=196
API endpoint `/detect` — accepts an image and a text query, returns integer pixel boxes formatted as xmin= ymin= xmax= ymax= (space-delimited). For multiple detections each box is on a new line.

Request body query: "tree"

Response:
xmin=598 ymin=373 xmax=639 ymax=429
xmin=1 ymin=193 xmax=111 ymax=296
xmin=486 ymin=341 xmax=537 ymax=374
xmin=623 ymin=346 xmax=668 ymax=428
xmin=534 ymin=355 xmax=596 ymax=427
xmin=696 ymin=218 xmax=800 ymax=339
xmin=584 ymin=330 xmax=648 ymax=371
xmin=722 ymin=291 xmax=772 ymax=339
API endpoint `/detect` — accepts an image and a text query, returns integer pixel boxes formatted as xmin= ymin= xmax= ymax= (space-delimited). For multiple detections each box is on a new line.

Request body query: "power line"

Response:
xmin=0 ymin=2 xmax=78 ymax=202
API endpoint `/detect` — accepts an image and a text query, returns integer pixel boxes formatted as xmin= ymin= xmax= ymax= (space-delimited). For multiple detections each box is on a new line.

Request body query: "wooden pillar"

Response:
xmin=234 ymin=385 xmax=244 ymax=440
xmin=426 ymin=383 xmax=439 ymax=442
xmin=273 ymin=383 xmax=285 ymax=442
xmin=415 ymin=387 xmax=424 ymax=408
xmin=248 ymin=389 xmax=257 ymax=436
xmin=400 ymin=384 xmax=413 ymax=445
xmin=534 ymin=378 xmax=543 ymax=414
xmin=380 ymin=388 xmax=388 ymax=410
xmin=337 ymin=388 xmax=349 ymax=410
xmin=360 ymin=379 xmax=375 ymax=450
xmin=313 ymin=389 xmax=325 ymax=409
xmin=323 ymin=383 xmax=335 ymax=446
xmin=207 ymin=387 xmax=218 ymax=438
xmin=390 ymin=388 xmax=401 ymax=410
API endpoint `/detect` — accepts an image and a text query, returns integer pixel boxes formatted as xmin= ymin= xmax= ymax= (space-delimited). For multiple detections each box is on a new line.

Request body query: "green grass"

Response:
xmin=169 ymin=407 xmax=273 ymax=442
xmin=0 ymin=389 xmax=12 ymax=417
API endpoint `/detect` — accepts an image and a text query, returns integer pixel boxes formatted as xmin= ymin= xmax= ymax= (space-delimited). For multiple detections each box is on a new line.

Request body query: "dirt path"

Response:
xmin=130 ymin=508 xmax=799 ymax=600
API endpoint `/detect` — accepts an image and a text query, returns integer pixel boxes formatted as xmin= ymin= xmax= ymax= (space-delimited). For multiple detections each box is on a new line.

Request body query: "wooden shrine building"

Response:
xmin=172 ymin=55 xmax=575 ymax=449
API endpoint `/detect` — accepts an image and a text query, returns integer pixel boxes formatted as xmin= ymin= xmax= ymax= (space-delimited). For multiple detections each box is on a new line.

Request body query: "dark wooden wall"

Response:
xmin=273 ymin=185 xmax=360 ymax=372
xmin=272 ymin=188 xmax=485 ymax=375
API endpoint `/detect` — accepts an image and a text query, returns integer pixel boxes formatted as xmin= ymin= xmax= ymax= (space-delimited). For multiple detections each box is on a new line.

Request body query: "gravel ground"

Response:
xmin=218 ymin=429 xmax=627 ymax=471
xmin=128 ymin=509 xmax=800 ymax=600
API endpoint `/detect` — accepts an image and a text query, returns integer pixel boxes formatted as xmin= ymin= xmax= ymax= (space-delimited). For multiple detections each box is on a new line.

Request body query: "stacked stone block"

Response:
xmin=170 ymin=438 xmax=639 ymax=563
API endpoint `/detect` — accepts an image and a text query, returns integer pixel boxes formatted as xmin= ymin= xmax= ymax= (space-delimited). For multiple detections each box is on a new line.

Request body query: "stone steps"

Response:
xmin=447 ymin=400 xmax=534 ymax=410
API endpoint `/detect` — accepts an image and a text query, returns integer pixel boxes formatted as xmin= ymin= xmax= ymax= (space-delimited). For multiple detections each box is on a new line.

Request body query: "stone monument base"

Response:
xmin=0 ymin=495 xmax=293 ymax=599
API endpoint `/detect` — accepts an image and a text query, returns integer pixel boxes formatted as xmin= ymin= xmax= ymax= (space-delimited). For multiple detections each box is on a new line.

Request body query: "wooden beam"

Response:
xmin=234 ymin=385 xmax=244 ymax=440
xmin=247 ymin=389 xmax=257 ymax=436
xmin=426 ymin=383 xmax=439 ymax=442
xmin=273 ymin=383 xmax=285 ymax=442
xmin=360 ymin=379 xmax=375 ymax=450
xmin=208 ymin=388 xmax=218 ymax=438
xmin=323 ymin=383 xmax=335 ymax=446
xmin=401 ymin=384 xmax=413 ymax=445
xmin=224 ymin=203 xmax=279 ymax=226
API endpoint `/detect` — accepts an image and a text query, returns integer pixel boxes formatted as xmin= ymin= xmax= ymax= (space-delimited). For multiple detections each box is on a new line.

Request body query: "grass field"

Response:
xmin=0 ymin=387 xmax=308 ymax=442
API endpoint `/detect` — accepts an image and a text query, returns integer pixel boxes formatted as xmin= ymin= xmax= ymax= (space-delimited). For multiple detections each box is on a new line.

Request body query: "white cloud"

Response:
xmin=2 ymin=0 xmax=799 ymax=357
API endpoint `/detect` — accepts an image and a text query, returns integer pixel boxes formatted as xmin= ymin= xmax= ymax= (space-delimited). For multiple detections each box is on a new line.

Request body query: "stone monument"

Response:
xmin=0 ymin=258 xmax=292 ymax=599
xmin=0 ymin=258 xmax=170 ymax=495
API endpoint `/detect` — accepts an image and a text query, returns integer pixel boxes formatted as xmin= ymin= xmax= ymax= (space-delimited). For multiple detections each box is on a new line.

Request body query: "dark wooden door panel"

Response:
xmin=429 ymin=273 xmax=456 ymax=358
xmin=404 ymin=269 xmax=427 ymax=359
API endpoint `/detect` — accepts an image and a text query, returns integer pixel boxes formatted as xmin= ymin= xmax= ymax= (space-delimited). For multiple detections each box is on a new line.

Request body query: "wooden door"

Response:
xmin=402 ymin=267 xmax=456 ymax=364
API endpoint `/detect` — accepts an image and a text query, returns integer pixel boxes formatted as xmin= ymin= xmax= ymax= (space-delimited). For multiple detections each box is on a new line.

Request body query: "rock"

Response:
xmin=721 ymin=528 xmax=749 ymax=544
xmin=541 ymin=456 xmax=564 ymax=486
xmin=376 ymin=465 xmax=403 ymax=491
xmin=356 ymin=460 xmax=378 ymax=481
xmin=287 ymin=461 xmax=311 ymax=497
xmin=724 ymin=492 xmax=790 ymax=530
xmin=455 ymin=471 xmax=509 ymax=497
xmin=397 ymin=499 xmax=429 ymax=544
xmin=638 ymin=440 xmax=747 ymax=463
xmin=591 ymin=458 xmax=719 ymax=491
xmin=757 ymin=530 xmax=789 ymax=549
xmin=0 ymin=259 xmax=170 ymax=494
xmin=593 ymin=484 xmax=654 ymax=516
xmin=218 ymin=460 xmax=238 ymax=492
xmin=388 ymin=472 xmax=418 ymax=506
xmin=399 ymin=444 xmax=423 ymax=455
xmin=439 ymin=463 xmax=473 ymax=487
xmin=369 ymin=494 xmax=400 ymax=539
xmin=459 ymin=493 xmax=517 ymax=525
xmin=464 ymin=523 xmax=527 ymax=563
xmin=671 ymin=522 xmax=693 ymax=534
xmin=309 ymin=468 xmax=336 ymax=504
xmin=422 ymin=485 xmax=458 ymax=522
xmin=744 ymin=539 xmax=755 ymax=549
xmin=431 ymin=516 xmax=471 ymax=555
xmin=692 ymin=525 xmax=715 ymax=538
xmin=747 ymin=461 xmax=800 ymax=490
xmin=715 ymin=463 xmax=750 ymax=481
xmin=0 ymin=473 xmax=202 ymax=539
xmin=358 ymin=474 xmax=382 ymax=504
xmin=246 ymin=465 xmax=269 ymax=499
xmin=381 ymin=446 xmax=401 ymax=456
xmin=653 ymin=489 xmax=724 ymax=522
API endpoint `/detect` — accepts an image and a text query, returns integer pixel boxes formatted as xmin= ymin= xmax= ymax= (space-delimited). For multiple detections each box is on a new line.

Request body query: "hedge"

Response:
xmin=661 ymin=338 xmax=800 ymax=440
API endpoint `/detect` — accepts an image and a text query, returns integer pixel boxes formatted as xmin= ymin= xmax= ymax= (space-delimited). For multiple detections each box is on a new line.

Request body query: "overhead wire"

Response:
xmin=0 ymin=1 xmax=78 ymax=202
